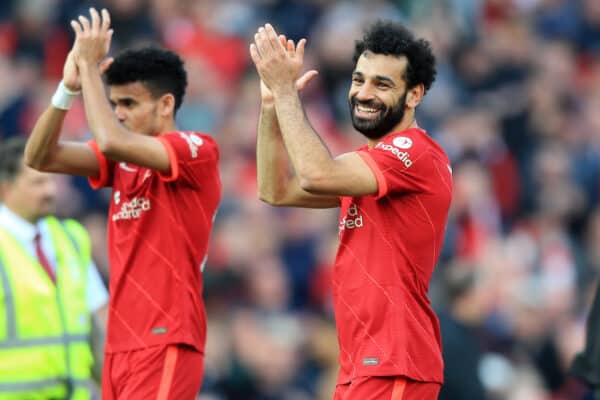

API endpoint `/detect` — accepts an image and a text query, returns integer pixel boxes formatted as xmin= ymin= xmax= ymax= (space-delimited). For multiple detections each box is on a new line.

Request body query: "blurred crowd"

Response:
xmin=2 ymin=0 xmax=600 ymax=399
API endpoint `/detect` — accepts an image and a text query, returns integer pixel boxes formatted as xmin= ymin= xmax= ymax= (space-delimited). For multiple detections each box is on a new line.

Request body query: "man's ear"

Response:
xmin=159 ymin=94 xmax=176 ymax=118
xmin=406 ymin=84 xmax=425 ymax=109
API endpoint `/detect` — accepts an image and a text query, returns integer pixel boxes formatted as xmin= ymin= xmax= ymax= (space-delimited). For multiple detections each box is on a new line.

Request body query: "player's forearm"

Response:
xmin=257 ymin=103 xmax=295 ymax=204
xmin=78 ymin=62 xmax=128 ymax=155
xmin=272 ymin=87 xmax=335 ymax=192
xmin=24 ymin=105 xmax=68 ymax=170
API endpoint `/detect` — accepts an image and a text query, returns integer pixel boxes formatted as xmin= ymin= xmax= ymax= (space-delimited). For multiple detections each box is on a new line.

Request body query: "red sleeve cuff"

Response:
xmin=87 ymin=141 xmax=109 ymax=189
xmin=156 ymin=136 xmax=179 ymax=182
xmin=358 ymin=151 xmax=388 ymax=199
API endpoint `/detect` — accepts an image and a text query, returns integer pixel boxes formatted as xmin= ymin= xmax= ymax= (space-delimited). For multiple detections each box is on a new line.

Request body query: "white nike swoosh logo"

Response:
xmin=119 ymin=162 xmax=137 ymax=172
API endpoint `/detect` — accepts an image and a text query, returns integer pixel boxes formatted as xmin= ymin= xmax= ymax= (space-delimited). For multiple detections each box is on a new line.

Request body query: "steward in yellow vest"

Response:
xmin=0 ymin=217 xmax=95 ymax=400
xmin=0 ymin=138 xmax=107 ymax=399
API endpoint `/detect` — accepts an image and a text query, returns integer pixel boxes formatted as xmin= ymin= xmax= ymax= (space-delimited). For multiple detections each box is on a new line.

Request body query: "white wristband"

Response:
xmin=51 ymin=81 xmax=81 ymax=110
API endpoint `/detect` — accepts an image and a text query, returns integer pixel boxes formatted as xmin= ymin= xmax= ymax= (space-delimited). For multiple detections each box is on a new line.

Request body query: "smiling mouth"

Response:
xmin=354 ymin=104 xmax=382 ymax=119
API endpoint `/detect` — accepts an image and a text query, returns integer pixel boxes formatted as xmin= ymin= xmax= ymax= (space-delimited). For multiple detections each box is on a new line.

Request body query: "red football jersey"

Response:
xmin=88 ymin=131 xmax=221 ymax=353
xmin=334 ymin=127 xmax=452 ymax=384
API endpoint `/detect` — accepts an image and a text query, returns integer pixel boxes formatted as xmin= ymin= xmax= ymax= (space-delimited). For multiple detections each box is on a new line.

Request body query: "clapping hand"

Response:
xmin=69 ymin=8 xmax=114 ymax=71
xmin=258 ymin=34 xmax=318 ymax=106
xmin=251 ymin=24 xmax=315 ymax=97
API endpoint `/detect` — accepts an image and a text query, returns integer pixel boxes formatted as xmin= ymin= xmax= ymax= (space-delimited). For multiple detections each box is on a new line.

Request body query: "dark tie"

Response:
xmin=34 ymin=232 xmax=56 ymax=284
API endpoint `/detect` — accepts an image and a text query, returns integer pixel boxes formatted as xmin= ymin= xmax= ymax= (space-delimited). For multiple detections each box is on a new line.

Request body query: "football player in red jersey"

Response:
xmin=251 ymin=21 xmax=452 ymax=399
xmin=24 ymin=8 xmax=221 ymax=399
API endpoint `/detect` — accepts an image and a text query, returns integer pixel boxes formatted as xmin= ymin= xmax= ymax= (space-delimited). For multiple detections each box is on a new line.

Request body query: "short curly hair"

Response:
xmin=105 ymin=46 xmax=187 ymax=113
xmin=353 ymin=20 xmax=436 ymax=93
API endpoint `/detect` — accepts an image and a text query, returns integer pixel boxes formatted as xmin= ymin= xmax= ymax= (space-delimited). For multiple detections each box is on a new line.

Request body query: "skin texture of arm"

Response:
xmin=24 ymin=105 xmax=102 ymax=176
xmin=72 ymin=8 xmax=171 ymax=172
xmin=24 ymin=47 xmax=111 ymax=177
xmin=272 ymin=87 xmax=378 ymax=197
xmin=26 ymin=8 xmax=171 ymax=176
xmin=251 ymin=25 xmax=378 ymax=198
xmin=257 ymin=101 xmax=340 ymax=208
xmin=77 ymin=61 xmax=171 ymax=172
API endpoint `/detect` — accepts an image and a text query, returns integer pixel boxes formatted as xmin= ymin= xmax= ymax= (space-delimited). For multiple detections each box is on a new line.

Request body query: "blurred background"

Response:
xmin=2 ymin=0 xmax=600 ymax=399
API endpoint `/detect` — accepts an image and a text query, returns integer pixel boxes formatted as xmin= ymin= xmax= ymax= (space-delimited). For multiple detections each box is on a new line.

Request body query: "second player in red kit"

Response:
xmin=88 ymin=130 xmax=219 ymax=355
xmin=25 ymin=8 xmax=220 ymax=399
xmin=251 ymin=20 xmax=451 ymax=399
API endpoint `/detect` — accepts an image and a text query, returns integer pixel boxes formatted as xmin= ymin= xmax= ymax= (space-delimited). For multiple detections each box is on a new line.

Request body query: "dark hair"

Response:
xmin=353 ymin=20 xmax=436 ymax=93
xmin=105 ymin=46 xmax=188 ymax=113
xmin=0 ymin=137 xmax=26 ymax=182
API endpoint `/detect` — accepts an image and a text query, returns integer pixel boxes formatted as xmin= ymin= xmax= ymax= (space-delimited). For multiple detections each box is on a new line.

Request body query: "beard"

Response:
xmin=349 ymin=91 xmax=407 ymax=139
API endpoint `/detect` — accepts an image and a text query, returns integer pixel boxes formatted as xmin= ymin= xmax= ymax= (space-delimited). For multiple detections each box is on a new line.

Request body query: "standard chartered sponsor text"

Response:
xmin=113 ymin=197 xmax=151 ymax=221
xmin=339 ymin=204 xmax=364 ymax=231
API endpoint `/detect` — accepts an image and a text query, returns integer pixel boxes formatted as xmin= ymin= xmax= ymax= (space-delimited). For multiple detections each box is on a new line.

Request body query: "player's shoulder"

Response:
xmin=380 ymin=128 xmax=427 ymax=148
xmin=167 ymin=131 xmax=218 ymax=146
xmin=164 ymin=131 xmax=220 ymax=160
xmin=370 ymin=128 xmax=428 ymax=160
xmin=379 ymin=128 xmax=448 ymax=160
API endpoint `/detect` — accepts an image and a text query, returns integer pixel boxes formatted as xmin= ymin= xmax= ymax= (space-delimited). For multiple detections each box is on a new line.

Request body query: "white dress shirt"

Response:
xmin=0 ymin=205 xmax=108 ymax=312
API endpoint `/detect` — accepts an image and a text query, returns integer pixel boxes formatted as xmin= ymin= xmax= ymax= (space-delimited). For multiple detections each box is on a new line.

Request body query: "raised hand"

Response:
xmin=259 ymin=35 xmax=318 ymax=105
xmin=250 ymin=24 xmax=309 ymax=96
xmin=70 ymin=8 xmax=114 ymax=68
xmin=62 ymin=51 xmax=81 ymax=92
xmin=62 ymin=50 xmax=113 ymax=92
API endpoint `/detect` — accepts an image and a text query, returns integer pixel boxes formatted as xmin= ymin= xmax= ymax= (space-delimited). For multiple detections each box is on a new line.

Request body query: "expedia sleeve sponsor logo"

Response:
xmin=112 ymin=197 xmax=151 ymax=221
xmin=375 ymin=142 xmax=413 ymax=168
xmin=339 ymin=204 xmax=364 ymax=232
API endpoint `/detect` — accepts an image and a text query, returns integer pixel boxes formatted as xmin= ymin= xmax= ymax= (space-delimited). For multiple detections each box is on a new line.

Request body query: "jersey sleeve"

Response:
xmin=156 ymin=131 xmax=219 ymax=187
xmin=87 ymin=141 xmax=116 ymax=189
xmin=357 ymin=133 xmax=436 ymax=199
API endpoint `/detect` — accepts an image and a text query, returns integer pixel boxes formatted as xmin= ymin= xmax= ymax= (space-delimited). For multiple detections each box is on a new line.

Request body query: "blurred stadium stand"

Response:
xmin=2 ymin=0 xmax=600 ymax=399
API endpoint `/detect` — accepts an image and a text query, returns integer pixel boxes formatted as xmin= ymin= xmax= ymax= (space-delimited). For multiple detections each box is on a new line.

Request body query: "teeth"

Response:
xmin=356 ymin=105 xmax=379 ymax=113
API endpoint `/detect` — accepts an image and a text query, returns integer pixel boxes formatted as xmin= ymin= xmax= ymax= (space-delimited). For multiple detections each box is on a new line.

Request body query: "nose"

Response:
xmin=114 ymin=106 xmax=127 ymax=122
xmin=354 ymin=83 xmax=376 ymax=102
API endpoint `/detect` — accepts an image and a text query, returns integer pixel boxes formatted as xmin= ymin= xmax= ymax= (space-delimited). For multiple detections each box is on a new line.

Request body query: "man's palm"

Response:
xmin=260 ymin=70 xmax=318 ymax=103
xmin=62 ymin=50 xmax=113 ymax=92
xmin=62 ymin=51 xmax=80 ymax=91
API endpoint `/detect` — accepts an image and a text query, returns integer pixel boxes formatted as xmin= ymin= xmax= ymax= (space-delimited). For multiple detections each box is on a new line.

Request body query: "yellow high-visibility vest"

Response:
xmin=0 ymin=216 xmax=95 ymax=400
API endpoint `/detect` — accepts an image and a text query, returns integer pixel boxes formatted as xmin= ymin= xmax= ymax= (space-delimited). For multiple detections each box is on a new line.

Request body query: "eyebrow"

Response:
xmin=111 ymin=97 xmax=136 ymax=103
xmin=352 ymin=71 xmax=396 ymax=86
xmin=374 ymin=75 xmax=396 ymax=85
